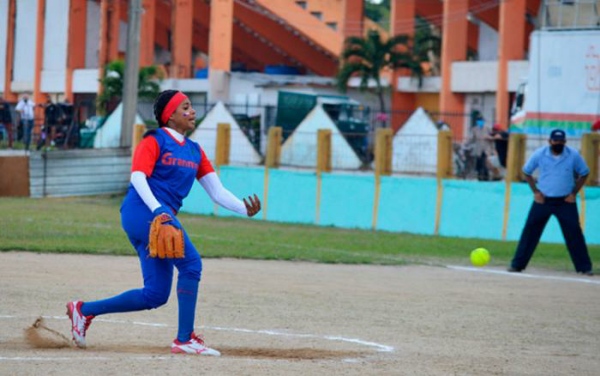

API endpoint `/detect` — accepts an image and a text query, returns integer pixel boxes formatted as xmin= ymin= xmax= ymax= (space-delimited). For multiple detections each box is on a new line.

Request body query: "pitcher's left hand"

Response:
xmin=243 ymin=194 xmax=261 ymax=217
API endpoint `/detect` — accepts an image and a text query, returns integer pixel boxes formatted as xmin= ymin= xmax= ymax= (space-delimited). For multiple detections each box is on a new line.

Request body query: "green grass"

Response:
xmin=0 ymin=195 xmax=597 ymax=273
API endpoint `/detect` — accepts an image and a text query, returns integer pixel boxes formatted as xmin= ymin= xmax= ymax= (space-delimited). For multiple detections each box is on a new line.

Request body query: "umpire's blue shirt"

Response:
xmin=523 ymin=145 xmax=589 ymax=197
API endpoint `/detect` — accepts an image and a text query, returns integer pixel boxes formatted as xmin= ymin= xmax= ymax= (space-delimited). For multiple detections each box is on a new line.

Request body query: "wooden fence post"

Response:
xmin=502 ymin=133 xmax=526 ymax=240
xmin=131 ymin=124 xmax=146 ymax=153
xmin=315 ymin=129 xmax=332 ymax=224
xmin=263 ymin=126 xmax=282 ymax=220
xmin=372 ymin=128 xmax=393 ymax=230
xmin=374 ymin=128 xmax=393 ymax=177
xmin=317 ymin=129 xmax=332 ymax=173
xmin=434 ymin=130 xmax=453 ymax=235
xmin=505 ymin=133 xmax=526 ymax=183
xmin=436 ymin=130 xmax=453 ymax=179
xmin=581 ymin=133 xmax=600 ymax=186
xmin=215 ymin=123 xmax=231 ymax=167
xmin=265 ymin=126 xmax=282 ymax=168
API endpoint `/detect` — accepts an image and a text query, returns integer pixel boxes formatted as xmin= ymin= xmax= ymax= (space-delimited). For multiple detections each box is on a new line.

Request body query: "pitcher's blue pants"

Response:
xmin=80 ymin=198 xmax=202 ymax=342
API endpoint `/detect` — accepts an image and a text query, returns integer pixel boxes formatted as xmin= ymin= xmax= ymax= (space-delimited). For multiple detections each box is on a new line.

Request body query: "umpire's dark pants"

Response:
xmin=511 ymin=197 xmax=592 ymax=273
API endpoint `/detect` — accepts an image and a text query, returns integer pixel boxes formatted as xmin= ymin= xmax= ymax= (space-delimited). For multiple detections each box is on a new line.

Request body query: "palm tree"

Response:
xmin=97 ymin=60 xmax=163 ymax=115
xmin=336 ymin=29 xmax=423 ymax=124
xmin=414 ymin=17 xmax=442 ymax=76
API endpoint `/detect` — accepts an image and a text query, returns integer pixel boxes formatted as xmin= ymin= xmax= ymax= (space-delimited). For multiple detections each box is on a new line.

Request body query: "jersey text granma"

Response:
xmin=161 ymin=152 xmax=199 ymax=169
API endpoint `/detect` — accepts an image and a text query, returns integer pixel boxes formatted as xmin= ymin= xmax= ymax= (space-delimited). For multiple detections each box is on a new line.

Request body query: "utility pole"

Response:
xmin=120 ymin=0 xmax=142 ymax=148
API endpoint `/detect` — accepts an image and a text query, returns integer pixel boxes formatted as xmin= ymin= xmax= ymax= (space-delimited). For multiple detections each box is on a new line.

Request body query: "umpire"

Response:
xmin=509 ymin=129 xmax=593 ymax=276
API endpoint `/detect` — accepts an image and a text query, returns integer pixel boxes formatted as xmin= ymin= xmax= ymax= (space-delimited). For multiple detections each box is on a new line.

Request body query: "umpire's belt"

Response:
xmin=544 ymin=196 xmax=568 ymax=203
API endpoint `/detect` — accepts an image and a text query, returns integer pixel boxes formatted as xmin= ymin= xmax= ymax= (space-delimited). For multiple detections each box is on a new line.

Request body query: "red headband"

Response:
xmin=160 ymin=91 xmax=188 ymax=125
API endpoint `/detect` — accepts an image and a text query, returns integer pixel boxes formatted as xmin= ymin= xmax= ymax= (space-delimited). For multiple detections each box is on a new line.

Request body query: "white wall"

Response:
xmin=230 ymin=75 xmax=264 ymax=101
xmin=397 ymin=76 xmax=441 ymax=93
xmin=12 ymin=0 xmax=37 ymax=92
xmin=159 ymin=79 xmax=210 ymax=93
xmin=508 ymin=60 xmax=529 ymax=89
xmin=452 ymin=61 xmax=498 ymax=92
xmin=73 ymin=68 xmax=99 ymax=93
xmin=85 ymin=0 xmax=100 ymax=68
xmin=477 ymin=21 xmax=498 ymax=61
xmin=0 ymin=0 xmax=8 ymax=92
xmin=451 ymin=61 xmax=529 ymax=93
xmin=526 ymin=30 xmax=600 ymax=116
xmin=42 ymin=0 xmax=69 ymax=93
xmin=119 ymin=21 xmax=127 ymax=53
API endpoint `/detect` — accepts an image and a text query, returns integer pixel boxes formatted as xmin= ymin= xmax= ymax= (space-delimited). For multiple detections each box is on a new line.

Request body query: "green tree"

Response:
xmin=336 ymin=29 xmax=422 ymax=120
xmin=97 ymin=60 xmax=163 ymax=115
xmin=365 ymin=0 xmax=390 ymax=26
xmin=414 ymin=17 xmax=442 ymax=76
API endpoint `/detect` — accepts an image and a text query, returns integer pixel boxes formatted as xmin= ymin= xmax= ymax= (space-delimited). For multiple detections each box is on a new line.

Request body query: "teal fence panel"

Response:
xmin=439 ymin=180 xmax=505 ymax=239
xmin=213 ymin=166 xmax=265 ymax=219
xmin=377 ymin=176 xmax=437 ymax=235
xmin=506 ymin=182 xmax=564 ymax=243
xmin=319 ymin=173 xmax=375 ymax=230
xmin=181 ymin=182 xmax=214 ymax=216
xmin=266 ymin=169 xmax=317 ymax=224
xmin=583 ymin=186 xmax=600 ymax=244
xmin=179 ymin=166 xmax=600 ymax=245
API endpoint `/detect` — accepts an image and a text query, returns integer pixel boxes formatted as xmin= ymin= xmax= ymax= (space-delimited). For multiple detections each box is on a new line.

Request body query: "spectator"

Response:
xmin=0 ymin=97 xmax=13 ymax=148
xmin=15 ymin=93 xmax=36 ymax=151
xmin=490 ymin=123 xmax=509 ymax=168
xmin=592 ymin=118 xmax=600 ymax=133
xmin=58 ymin=99 xmax=74 ymax=127
xmin=468 ymin=117 xmax=494 ymax=181
xmin=482 ymin=123 xmax=509 ymax=181
xmin=436 ymin=120 xmax=450 ymax=131
xmin=508 ymin=129 xmax=593 ymax=276
xmin=37 ymin=96 xmax=63 ymax=150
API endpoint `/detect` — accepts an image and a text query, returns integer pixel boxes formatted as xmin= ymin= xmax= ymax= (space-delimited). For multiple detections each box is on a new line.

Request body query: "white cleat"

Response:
xmin=171 ymin=333 xmax=221 ymax=356
xmin=66 ymin=300 xmax=94 ymax=348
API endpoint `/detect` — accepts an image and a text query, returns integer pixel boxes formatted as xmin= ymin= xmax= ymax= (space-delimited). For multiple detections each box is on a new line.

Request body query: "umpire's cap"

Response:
xmin=550 ymin=129 xmax=566 ymax=141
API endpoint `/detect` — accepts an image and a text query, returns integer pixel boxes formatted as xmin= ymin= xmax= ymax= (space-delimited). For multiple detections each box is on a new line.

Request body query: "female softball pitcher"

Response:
xmin=66 ymin=90 xmax=261 ymax=355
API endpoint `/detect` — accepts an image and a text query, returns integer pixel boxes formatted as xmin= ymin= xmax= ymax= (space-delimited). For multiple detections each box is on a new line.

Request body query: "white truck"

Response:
xmin=510 ymin=29 xmax=600 ymax=149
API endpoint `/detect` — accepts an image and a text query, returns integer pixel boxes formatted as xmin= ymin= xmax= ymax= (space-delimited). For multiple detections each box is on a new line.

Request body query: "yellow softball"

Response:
xmin=470 ymin=248 xmax=490 ymax=267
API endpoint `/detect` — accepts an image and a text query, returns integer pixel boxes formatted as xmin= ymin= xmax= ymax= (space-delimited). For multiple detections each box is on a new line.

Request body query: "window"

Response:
xmin=310 ymin=11 xmax=322 ymax=20
xmin=326 ymin=22 xmax=337 ymax=31
xmin=295 ymin=1 xmax=307 ymax=9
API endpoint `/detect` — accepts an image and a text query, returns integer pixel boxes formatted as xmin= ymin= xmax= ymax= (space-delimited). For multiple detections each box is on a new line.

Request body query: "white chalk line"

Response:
xmin=0 ymin=356 xmax=174 ymax=361
xmin=207 ymin=326 xmax=394 ymax=352
xmin=0 ymin=315 xmax=393 ymax=362
xmin=447 ymin=265 xmax=600 ymax=285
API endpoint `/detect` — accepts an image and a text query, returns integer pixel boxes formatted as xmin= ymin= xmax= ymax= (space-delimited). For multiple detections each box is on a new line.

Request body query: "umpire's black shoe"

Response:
xmin=578 ymin=270 xmax=594 ymax=276
xmin=507 ymin=267 xmax=523 ymax=273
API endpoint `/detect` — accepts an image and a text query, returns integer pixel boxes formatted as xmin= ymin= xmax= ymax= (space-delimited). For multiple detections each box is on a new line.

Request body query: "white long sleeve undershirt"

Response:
xmin=198 ymin=172 xmax=247 ymax=215
xmin=130 ymin=127 xmax=246 ymax=215
xmin=130 ymin=169 xmax=247 ymax=215
xmin=130 ymin=171 xmax=162 ymax=212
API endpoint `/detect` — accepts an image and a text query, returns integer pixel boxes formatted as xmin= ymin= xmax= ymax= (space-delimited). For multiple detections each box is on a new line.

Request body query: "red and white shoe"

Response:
xmin=171 ymin=333 xmax=221 ymax=356
xmin=66 ymin=301 xmax=94 ymax=348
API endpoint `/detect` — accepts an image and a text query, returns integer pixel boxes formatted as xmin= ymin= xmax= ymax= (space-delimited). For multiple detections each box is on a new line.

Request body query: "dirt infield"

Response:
xmin=0 ymin=251 xmax=599 ymax=376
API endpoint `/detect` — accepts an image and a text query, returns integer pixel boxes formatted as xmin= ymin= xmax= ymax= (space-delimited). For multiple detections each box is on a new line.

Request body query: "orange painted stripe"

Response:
xmin=172 ymin=0 xmax=193 ymax=77
xmin=65 ymin=0 xmax=87 ymax=102
xmin=139 ymin=0 xmax=155 ymax=67
xmin=3 ymin=0 xmax=16 ymax=101
xmin=98 ymin=0 xmax=109 ymax=95
xmin=108 ymin=0 xmax=120 ymax=61
xmin=34 ymin=0 xmax=46 ymax=123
